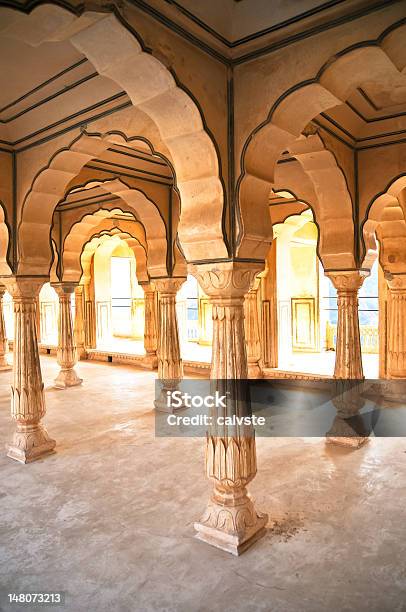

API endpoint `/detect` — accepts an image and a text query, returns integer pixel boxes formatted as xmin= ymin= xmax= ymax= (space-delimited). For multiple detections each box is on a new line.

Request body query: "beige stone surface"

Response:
xmin=0 ymin=356 xmax=405 ymax=610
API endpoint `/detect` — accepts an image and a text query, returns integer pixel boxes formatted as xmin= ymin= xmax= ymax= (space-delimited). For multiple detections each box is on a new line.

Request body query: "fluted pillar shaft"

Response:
xmin=142 ymin=282 xmax=158 ymax=368
xmin=155 ymin=278 xmax=184 ymax=383
xmin=386 ymin=274 xmax=406 ymax=378
xmin=154 ymin=278 xmax=185 ymax=410
xmin=0 ymin=287 xmax=10 ymax=370
xmin=53 ymin=283 xmax=82 ymax=389
xmin=74 ymin=285 xmax=86 ymax=360
xmin=192 ymin=262 xmax=268 ymax=555
xmin=83 ymin=281 xmax=96 ymax=349
xmin=2 ymin=277 xmax=56 ymax=463
xmin=244 ymin=277 xmax=262 ymax=378
xmin=327 ymin=271 xmax=367 ymax=379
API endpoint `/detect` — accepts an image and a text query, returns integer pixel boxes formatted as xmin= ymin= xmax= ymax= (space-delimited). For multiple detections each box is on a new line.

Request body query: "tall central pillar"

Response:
xmin=154 ymin=278 xmax=185 ymax=410
xmin=326 ymin=271 xmax=367 ymax=379
xmin=0 ymin=286 xmax=11 ymax=370
xmin=192 ymin=262 xmax=268 ymax=555
xmin=2 ymin=277 xmax=56 ymax=463
xmin=52 ymin=283 xmax=82 ymax=389
xmin=141 ymin=282 xmax=158 ymax=369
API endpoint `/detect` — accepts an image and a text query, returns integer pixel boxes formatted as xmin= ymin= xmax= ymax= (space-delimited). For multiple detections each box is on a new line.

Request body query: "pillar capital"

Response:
xmin=326 ymin=270 xmax=369 ymax=292
xmin=1 ymin=276 xmax=48 ymax=299
xmin=51 ymin=282 xmax=78 ymax=296
xmin=385 ymin=273 xmax=406 ymax=291
xmin=153 ymin=277 xmax=185 ymax=295
xmin=139 ymin=281 xmax=156 ymax=295
xmin=190 ymin=261 xmax=265 ymax=302
xmin=326 ymin=270 xmax=368 ymax=292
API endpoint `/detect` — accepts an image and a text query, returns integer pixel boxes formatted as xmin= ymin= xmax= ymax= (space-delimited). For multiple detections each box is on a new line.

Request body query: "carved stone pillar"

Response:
xmin=142 ymin=282 xmax=158 ymax=368
xmin=53 ymin=283 xmax=82 ymax=389
xmin=2 ymin=277 xmax=56 ymax=463
xmin=244 ymin=277 xmax=262 ymax=378
xmin=0 ymin=287 xmax=11 ymax=370
xmin=74 ymin=285 xmax=86 ymax=360
xmin=83 ymin=281 xmax=96 ymax=349
xmin=192 ymin=262 xmax=268 ymax=555
xmin=386 ymin=274 xmax=406 ymax=378
xmin=154 ymin=278 xmax=185 ymax=411
xmin=326 ymin=271 xmax=367 ymax=379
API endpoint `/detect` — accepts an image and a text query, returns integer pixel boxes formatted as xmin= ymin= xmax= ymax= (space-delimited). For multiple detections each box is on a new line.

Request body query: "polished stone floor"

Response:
xmin=0 ymin=357 xmax=405 ymax=612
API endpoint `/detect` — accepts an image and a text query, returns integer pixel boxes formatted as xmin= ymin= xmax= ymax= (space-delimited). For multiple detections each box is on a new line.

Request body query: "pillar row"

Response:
xmin=52 ymin=283 xmax=82 ymax=389
xmin=2 ymin=277 xmax=56 ymax=463
xmin=326 ymin=271 xmax=367 ymax=379
xmin=192 ymin=262 xmax=268 ymax=555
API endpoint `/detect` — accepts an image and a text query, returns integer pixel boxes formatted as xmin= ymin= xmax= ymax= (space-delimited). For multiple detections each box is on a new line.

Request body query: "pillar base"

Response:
xmin=77 ymin=347 xmax=88 ymax=361
xmin=363 ymin=380 xmax=406 ymax=404
xmin=154 ymin=387 xmax=184 ymax=413
xmin=247 ymin=362 xmax=262 ymax=379
xmin=194 ymin=494 xmax=268 ymax=556
xmin=326 ymin=416 xmax=369 ymax=449
xmin=142 ymin=353 xmax=158 ymax=370
xmin=6 ymin=424 xmax=56 ymax=464
xmin=54 ymin=368 xmax=83 ymax=389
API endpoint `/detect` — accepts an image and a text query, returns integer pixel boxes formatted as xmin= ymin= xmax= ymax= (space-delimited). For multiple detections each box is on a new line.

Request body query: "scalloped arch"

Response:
xmin=62 ymin=213 xmax=148 ymax=282
xmin=362 ymin=175 xmax=406 ymax=272
xmin=238 ymin=22 xmax=406 ymax=266
xmin=8 ymin=5 xmax=227 ymax=274
xmin=80 ymin=231 xmax=148 ymax=286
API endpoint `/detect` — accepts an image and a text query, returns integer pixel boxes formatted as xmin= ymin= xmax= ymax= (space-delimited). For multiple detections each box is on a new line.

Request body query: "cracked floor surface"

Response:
xmin=0 ymin=356 xmax=405 ymax=612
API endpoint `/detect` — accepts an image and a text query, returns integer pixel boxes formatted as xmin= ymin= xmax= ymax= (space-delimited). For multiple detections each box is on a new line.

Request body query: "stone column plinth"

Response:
xmin=386 ymin=274 xmax=406 ymax=379
xmin=191 ymin=262 xmax=268 ymax=555
xmin=154 ymin=278 xmax=185 ymax=411
xmin=2 ymin=277 xmax=56 ymax=463
xmin=244 ymin=277 xmax=262 ymax=378
xmin=326 ymin=271 xmax=367 ymax=379
xmin=141 ymin=282 xmax=158 ymax=369
xmin=52 ymin=283 xmax=82 ymax=389
xmin=0 ymin=287 xmax=11 ymax=370
xmin=74 ymin=285 xmax=86 ymax=360
xmin=327 ymin=380 xmax=369 ymax=448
